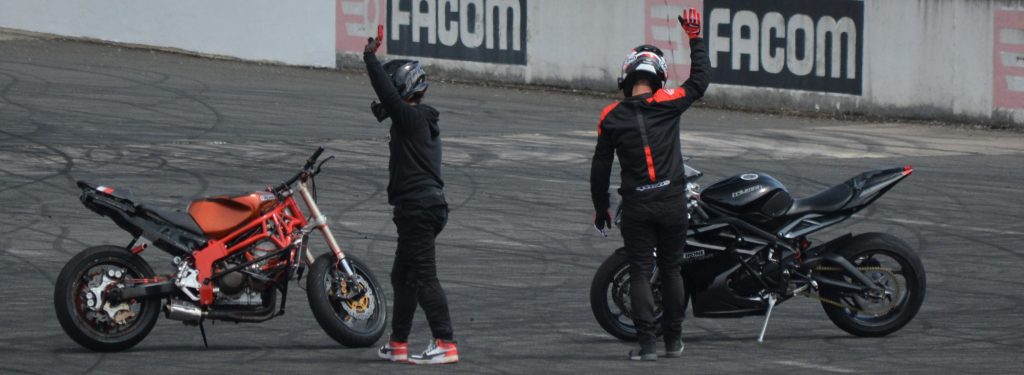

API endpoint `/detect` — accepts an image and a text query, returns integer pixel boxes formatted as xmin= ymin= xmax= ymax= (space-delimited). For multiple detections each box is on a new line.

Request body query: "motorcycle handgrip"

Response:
xmin=274 ymin=147 xmax=324 ymax=193
xmin=304 ymin=147 xmax=325 ymax=170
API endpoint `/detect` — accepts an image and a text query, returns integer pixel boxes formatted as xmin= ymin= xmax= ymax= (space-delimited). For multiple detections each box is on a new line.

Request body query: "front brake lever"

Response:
xmin=313 ymin=155 xmax=335 ymax=176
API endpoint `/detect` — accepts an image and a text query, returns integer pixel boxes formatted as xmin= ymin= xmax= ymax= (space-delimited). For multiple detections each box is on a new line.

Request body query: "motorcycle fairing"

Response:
xmin=78 ymin=181 xmax=206 ymax=257
xmin=700 ymin=173 xmax=792 ymax=223
xmin=188 ymin=193 xmax=276 ymax=239
xmin=840 ymin=165 xmax=913 ymax=212
xmin=682 ymin=222 xmax=772 ymax=318
xmin=92 ymin=185 xmax=135 ymax=201
xmin=786 ymin=165 xmax=913 ymax=217
xmin=785 ymin=184 xmax=853 ymax=217
xmin=688 ymin=264 xmax=767 ymax=318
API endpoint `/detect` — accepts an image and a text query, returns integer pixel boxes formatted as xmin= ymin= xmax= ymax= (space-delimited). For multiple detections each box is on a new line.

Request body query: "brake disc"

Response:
xmin=86 ymin=268 xmax=137 ymax=325
xmin=334 ymin=275 xmax=375 ymax=320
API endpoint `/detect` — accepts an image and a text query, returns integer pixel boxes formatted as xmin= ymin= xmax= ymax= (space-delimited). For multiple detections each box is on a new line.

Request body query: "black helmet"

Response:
xmin=617 ymin=44 xmax=668 ymax=96
xmin=383 ymin=59 xmax=428 ymax=100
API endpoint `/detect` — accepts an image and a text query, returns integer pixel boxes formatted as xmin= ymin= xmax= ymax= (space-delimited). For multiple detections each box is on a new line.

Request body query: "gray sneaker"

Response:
xmin=628 ymin=347 xmax=657 ymax=361
xmin=664 ymin=338 xmax=684 ymax=358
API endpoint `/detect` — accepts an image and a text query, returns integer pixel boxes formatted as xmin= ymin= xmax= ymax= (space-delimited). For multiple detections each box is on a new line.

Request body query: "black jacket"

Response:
xmin=590 ymin=37 xmax=710 ymax=212
xmin=364 ymin=52 xmax=445 ymax=206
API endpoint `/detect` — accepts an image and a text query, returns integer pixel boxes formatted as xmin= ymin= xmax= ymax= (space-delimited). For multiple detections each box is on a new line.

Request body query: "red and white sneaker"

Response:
xmin=377 ymin=340 xmax=409 ymax=362
xmin=408 ymin=339 xmax=459 ymax=365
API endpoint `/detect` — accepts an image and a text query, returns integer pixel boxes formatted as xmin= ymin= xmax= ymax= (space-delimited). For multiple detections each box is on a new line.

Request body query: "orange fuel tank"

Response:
xmin=188 ymin=192 xmax=276 ymax=239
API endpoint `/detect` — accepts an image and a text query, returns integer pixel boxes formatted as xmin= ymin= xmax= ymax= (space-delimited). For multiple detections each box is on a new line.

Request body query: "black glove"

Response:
xmin=594 ymin=209 xmax=613 ymax=237
xmin=370 ymin=101 xmax=390 ymax=122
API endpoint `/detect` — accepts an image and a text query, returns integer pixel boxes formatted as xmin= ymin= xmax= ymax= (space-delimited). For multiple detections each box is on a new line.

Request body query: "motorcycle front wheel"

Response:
xmin=590 ymin=249 xmax=675 ymax=341
xmin=307 ymin=253 xmax=387 ymax=347
xmin=53 ymin=245 xmax=160 ymax=351
xmin=819 ymin=233 xmax=926 ymax=337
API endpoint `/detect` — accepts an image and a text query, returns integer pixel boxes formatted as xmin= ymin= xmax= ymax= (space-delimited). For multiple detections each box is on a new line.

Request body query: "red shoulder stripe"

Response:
xmin=647 ymin=88 xmax=686 ymax=103
xmin=597 ymin=101 xmax=620 ymax=135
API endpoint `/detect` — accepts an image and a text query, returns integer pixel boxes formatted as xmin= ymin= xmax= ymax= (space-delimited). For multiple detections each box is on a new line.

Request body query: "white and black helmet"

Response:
xmin=383 ymin=59 xmax=428 ymax=100
xmin=618 ymin=44 xmax=668 ymax=96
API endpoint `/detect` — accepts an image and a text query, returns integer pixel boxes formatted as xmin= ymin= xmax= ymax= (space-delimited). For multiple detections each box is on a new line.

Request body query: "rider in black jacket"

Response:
xmin=590 ymin=8 xmax=709 ymax=361
xmin=363 ymin=29 xmax=458 ymax=365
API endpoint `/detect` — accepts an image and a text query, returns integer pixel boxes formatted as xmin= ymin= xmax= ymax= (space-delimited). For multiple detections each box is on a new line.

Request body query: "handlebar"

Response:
xmin=304 ymin=147 xmax=325 ymax=170
xmin=274 ymin=147 xmax=326 ymax=193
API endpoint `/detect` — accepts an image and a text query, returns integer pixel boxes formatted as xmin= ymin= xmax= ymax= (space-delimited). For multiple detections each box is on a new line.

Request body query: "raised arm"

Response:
xmin=363 ymin=25 xmax=409 ymax=117
xmin=678 ymin=8 xmax=710 ymax=101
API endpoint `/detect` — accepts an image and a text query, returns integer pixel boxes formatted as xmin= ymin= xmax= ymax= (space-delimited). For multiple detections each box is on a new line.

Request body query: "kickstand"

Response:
xmin=757 ymin=294 xmax=777 ymax=343
xmin=199 ymin=319 xmax=209 ymax=349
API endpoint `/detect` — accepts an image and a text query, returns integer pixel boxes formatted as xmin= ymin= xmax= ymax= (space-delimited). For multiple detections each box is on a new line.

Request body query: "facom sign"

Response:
xmin=705 ymin=0 xmax=864 ymax=95
xmin=387 ymin=0 xmax=527 ymax=65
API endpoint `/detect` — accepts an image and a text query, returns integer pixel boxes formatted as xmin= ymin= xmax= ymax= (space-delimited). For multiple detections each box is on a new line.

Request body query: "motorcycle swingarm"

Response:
xmin=106 ymin=280 xmax=177 ymax=302
xmin=800 ymin=252 xmax=882 ymax=293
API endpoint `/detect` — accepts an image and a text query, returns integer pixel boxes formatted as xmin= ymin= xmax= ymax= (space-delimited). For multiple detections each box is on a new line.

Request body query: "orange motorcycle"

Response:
xmin=54 ymin=147 xmax=386 ymax=351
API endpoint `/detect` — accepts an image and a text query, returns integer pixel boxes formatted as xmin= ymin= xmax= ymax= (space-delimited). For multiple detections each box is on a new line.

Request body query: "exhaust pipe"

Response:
xmin=164 ymin=301 xmax=206 ymax=322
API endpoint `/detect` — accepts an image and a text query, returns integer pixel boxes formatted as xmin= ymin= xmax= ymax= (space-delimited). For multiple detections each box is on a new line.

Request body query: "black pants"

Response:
xmin=620 ymin=196 xmax=688 ymax=348
xmin=389 ymin=202 xmax=454 ymax=342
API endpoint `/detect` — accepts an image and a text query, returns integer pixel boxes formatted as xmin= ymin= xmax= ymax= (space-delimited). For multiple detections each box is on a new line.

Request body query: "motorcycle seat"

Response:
xmin=785 ymin=182 xmax=854 ymax=217
xmin=137 ymin=204 xmax=205 ymax=236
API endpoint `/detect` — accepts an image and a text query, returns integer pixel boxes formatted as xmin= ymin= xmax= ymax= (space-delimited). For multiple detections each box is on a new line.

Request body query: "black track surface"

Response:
xmin=2 ymin=34 xmax=1023 ymax=374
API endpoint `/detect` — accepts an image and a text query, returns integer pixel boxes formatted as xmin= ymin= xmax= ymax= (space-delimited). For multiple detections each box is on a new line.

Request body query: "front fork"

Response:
xmin=296 ymin=180 xmax=357 ymax=279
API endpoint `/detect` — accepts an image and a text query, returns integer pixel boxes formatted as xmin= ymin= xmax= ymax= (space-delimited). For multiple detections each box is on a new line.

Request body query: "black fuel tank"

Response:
xmin=701 ymin=173 xmax=793 ymax=221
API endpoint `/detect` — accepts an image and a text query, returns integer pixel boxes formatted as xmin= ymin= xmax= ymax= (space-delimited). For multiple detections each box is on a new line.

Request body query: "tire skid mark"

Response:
xmin=0 ymin=240 xmax=57 ymax=286
xmin=0 ymin=60 xmax=223 ymax=141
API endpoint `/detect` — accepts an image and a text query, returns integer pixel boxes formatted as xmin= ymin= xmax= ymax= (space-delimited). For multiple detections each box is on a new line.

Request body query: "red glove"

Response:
xmin=678 ymin=7 xmax=702 ymax=39
xmin=364 ymin=24 xmax=384 ymax=54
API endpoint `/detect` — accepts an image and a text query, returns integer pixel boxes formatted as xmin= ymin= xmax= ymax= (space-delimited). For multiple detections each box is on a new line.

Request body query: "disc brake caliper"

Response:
xmin=332 ymin=274 xmax=374 ymax=320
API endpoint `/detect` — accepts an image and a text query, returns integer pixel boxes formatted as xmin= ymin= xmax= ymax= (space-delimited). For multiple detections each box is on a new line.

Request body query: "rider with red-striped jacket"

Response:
xmin=589 ymin=8 xmax=709 ymax=361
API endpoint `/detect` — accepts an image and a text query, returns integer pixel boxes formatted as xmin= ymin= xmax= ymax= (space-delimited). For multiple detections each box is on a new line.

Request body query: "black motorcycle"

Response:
xmin=591 ymin=164 xmax=925 ymax=341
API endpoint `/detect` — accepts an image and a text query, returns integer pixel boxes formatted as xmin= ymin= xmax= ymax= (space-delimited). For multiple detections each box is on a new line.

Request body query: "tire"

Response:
xmin=307 ymin=253 xmax=387 ymax=347
xmin=820 ymin=233 xmax=926 ymax=337
xmin=590 ymin=249 xmax=676 ymax=341
xmin=53 ymin=245 xmax=160 ymax=352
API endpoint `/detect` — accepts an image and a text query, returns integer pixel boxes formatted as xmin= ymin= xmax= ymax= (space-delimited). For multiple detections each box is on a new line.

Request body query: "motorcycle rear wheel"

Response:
xmin=590 ymin=249 xmax=674 ymax=341
xmin=307 ymin=253 xmax=387 ymax=347
xmin=819 ymin=233 xmax=926 ymax=337
xmin=53 ymin=245 xmax=160 ymax=351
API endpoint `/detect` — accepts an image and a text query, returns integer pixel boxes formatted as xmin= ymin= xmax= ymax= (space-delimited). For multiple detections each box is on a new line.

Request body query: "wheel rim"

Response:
xmin=606 ymin=264 xmax=664 ymax=335
xmin=69 ymin=260 xmax=149 ymax=340
xmin=834 ymin=250 xmax=914 ymax=326
xmin=322 ymin=264 xmax=385 ymax=334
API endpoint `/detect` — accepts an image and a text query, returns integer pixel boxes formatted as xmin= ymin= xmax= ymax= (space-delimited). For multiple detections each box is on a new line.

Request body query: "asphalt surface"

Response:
xmin=2 ymin=33 xmax=1023 ymax=375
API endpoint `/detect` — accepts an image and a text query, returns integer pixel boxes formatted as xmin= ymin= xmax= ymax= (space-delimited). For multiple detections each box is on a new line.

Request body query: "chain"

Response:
xmin=803 ymin=266 xmax=903 ymax=316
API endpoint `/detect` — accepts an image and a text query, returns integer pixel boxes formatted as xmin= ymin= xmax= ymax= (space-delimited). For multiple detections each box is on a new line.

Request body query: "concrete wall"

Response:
xmin=858 ymin=0 xmax=1021 ymax=124
xmin=339 ymin=0 xmax=1024 ymax=126
xmin=0 ymin=0 xmax=335 ymax=67
xmin=335 ymin=0 xmax=653 ymax=89
xmin=1 ymin=0 xmax=1021 ymax=125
